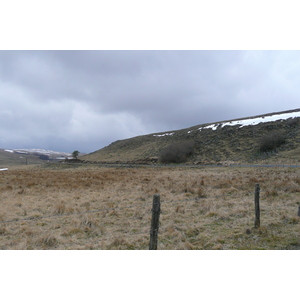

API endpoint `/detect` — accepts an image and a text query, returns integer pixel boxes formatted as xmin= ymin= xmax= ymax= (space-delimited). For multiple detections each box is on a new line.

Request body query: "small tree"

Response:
xmin=72 ymin=150 xmax=80 ymax=160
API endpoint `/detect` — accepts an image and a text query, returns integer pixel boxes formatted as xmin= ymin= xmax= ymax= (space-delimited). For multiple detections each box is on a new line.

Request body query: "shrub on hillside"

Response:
xmin=286 ymin=117 xmax=299 ymax=127
xmin=259 ymin=130 xmax=286 ymax=152
xmin=160 ymin=140 xmax=195 ymax=163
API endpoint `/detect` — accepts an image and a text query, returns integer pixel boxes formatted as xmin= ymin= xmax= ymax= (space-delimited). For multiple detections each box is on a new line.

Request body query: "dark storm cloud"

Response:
xmin=1 ymin=50 xmax=300 ymax=153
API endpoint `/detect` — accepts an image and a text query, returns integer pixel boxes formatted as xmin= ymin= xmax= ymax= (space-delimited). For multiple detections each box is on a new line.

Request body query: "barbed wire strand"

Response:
xmin=161 ymin=191 xmax=252 ymax=205
xmin=1 ymin=190 xmax=254 ymax=225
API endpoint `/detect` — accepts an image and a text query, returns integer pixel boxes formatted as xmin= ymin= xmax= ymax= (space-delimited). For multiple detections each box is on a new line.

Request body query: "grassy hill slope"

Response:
xmin=83 ymin=109 xmax=300 ymax=165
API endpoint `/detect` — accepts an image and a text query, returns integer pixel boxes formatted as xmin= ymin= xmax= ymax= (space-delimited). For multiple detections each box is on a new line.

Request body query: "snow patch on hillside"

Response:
xmin=4 ymin=149 xmax=14 ymax=153
xmin=153 ymin=132 xmax=175 ymax=137
xmin=194 ymin=111 xmax=300 ymax=132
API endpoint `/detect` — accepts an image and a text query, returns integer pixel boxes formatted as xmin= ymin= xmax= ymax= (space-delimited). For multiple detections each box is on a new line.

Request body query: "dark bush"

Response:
xmin=259 ymin=130 xmax=286 ymax=152
xmin=286 ymin=117 xmax=299 ymax=127
xmin=160 ymin=140 xmax=195 ymax=163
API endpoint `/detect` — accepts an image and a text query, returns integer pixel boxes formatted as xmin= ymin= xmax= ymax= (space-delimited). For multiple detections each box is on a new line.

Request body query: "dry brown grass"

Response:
xmin=1 ymin=164 xmax=300 ymax=249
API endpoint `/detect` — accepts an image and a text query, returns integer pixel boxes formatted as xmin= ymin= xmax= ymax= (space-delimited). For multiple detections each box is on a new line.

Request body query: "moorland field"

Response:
xmin=1 ymin=164 xmax=300 ymax=250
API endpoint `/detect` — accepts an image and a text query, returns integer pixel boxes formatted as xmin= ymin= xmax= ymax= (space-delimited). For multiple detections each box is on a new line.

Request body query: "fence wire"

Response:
xmin=161 ymin=191 xmax=252 ymax=206
xmin=1 ymin=190 xmax=253 ymax=225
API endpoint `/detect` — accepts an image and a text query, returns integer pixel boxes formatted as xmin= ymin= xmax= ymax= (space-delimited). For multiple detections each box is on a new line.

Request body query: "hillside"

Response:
xmin=82 ymin=108 xmax=300 ymax=165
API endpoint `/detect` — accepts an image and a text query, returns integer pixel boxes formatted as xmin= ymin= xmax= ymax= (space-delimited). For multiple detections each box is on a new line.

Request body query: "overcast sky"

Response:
xmin=1 ymin=50 xmax=300 ymax=153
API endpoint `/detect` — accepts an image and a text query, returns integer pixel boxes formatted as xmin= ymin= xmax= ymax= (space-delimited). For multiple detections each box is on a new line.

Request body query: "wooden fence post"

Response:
xmin=149 ymin=194 xmax=161 ymax=250
xmin=254 ymin=183 xmax=260 ymax=228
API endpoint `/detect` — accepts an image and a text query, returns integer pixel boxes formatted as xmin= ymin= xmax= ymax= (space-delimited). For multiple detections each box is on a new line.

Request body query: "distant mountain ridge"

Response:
xmin=10 ymin=149 xmax=72 ymax=157
xmin=0 ymin=148 xmax=72 ymax=167
xmin=83 ymin=108 xmax=300 ymax=165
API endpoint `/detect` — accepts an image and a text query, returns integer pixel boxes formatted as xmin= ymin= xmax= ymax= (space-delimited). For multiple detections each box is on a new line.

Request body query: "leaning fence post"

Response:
xmin=254 ymin=183 xmax=260 ymax=228
xmin=149 ymin=194 xmax=161 ymax=250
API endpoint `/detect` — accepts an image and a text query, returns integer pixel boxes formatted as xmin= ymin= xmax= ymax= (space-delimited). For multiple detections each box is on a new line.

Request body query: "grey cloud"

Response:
xmin=1 ymin=50 xmax=300 ymax=153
